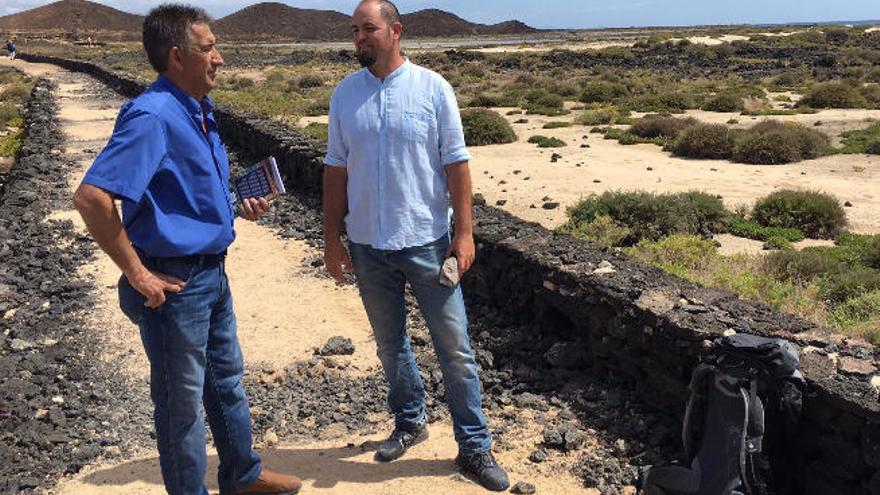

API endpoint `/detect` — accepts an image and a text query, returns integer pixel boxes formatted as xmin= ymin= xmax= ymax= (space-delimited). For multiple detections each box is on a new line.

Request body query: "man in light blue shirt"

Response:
xmin=323 ymin=1 xmax=509 ymax=491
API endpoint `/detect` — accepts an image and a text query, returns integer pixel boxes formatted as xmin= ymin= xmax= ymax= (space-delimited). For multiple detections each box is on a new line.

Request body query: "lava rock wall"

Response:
xmin=19 ymin=53 xmax=880 ymax=495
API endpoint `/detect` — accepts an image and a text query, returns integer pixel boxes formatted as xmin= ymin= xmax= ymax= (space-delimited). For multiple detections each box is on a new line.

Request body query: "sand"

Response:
xmin=468 ymin=107 xmax=880 ymax=239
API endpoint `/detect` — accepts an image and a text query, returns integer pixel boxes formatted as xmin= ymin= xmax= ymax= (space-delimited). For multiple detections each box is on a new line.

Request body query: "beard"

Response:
xmin=356 ymin=49 xmax=376 ymax=68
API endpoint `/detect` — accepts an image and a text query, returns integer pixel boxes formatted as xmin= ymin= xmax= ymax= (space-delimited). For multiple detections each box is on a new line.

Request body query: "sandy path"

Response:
xmin=469 ymin=107 xmax=880 ymax=236
xmin=3 ymin=58 xmax=600 ymax=494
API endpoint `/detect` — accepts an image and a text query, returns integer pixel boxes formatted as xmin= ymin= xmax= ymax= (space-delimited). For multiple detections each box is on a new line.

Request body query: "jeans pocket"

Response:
xmin=118 ymin=274 xmax=146 ymax=325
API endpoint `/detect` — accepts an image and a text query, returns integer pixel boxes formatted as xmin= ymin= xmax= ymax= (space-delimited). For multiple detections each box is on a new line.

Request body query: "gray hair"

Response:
xmin=142 ymin=4 xmax=211 ymax=73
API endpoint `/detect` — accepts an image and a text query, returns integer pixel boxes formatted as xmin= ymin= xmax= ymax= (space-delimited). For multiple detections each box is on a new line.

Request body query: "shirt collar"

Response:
xmin=155 ymin=75 xmax=214 ymax=118
xmin=363 ymin=58 xmax=411 ymax=85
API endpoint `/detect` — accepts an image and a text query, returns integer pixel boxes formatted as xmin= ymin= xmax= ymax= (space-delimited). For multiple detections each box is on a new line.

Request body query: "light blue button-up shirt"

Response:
xmin=325 ymin=60 xmax=471 ymax=250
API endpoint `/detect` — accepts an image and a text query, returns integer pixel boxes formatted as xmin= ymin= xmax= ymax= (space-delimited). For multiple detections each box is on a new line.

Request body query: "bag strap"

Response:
xmin=682 ymin=363 xmax=716 ymax=460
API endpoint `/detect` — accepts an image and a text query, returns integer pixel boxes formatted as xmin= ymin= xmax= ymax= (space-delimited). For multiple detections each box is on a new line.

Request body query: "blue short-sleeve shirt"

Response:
xmin=82 ymin=75 xmax=236 ymax=257
xmin=325 ymin=60 xmax=471 ymax=250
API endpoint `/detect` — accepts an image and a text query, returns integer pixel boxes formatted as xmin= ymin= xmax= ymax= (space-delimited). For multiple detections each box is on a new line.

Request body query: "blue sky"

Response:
xmin=2 ymin=0 xmax=879 ymax=29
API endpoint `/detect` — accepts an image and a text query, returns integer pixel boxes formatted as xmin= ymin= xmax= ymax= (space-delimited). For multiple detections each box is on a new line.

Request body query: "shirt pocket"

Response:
xmin=403 ymin=110 xmax=433 ymax=143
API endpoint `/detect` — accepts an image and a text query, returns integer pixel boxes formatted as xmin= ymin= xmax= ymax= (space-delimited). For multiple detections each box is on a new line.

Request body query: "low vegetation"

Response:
xmin=527 ymin=135 xmax=566 ymax=148
xmin=460 ymin=108 xmax=517 ymax=146
xmin=562 ymin=186 xmax=878 ymax=342
xmin=0 ymin=67 xmax=33 ymax=159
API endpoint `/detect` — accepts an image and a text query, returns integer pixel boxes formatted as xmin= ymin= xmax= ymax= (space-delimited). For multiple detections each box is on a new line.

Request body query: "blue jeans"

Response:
xmin=119 ymin=253 xmax=261 ymax=495
xmin=348 ymin=235 xmax=492 ymax=454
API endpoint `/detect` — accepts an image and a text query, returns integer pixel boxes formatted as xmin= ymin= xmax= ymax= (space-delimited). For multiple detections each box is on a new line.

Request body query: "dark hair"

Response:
xmin=143 ymin=4 xmax=211 ymax=73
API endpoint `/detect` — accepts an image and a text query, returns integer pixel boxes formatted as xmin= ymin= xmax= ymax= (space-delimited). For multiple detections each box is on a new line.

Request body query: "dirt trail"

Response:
xmin=2 ymin=58 xmax=599 ymax=494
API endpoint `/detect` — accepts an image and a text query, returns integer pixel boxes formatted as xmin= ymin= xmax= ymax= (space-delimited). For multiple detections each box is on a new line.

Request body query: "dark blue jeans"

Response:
xmin=348 ymin=235 xmax=492 ymax=454
xmin=119 ymin=253 xmax=261 ymax=495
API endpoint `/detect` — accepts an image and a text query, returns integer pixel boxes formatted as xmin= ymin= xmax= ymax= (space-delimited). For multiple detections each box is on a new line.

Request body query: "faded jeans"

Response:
xmin=119 ymin=253 xmax=261 ymax=495
xmin=348 ymin=235 xmax=492 ymax=454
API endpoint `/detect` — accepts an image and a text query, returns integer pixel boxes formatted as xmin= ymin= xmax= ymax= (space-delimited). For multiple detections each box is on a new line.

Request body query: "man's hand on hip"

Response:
xmin=240 ymin=197 xmax=270 ymax=221
xmin=447 ymin=233 xmax=476 ymax=275
xmin=324 ymin=237 xmax=353 ymax=285
xmin=128 ymin=269 xmax=186 ymax=308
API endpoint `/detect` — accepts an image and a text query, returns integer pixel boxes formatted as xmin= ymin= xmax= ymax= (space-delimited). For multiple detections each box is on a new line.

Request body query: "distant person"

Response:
xmin=73 ymin=5 xmax=300 ymax=495
xmin=322 ymin=0 xmax=510 ymax=491
xmin=5 ymin=39 xmax=15 ymax=60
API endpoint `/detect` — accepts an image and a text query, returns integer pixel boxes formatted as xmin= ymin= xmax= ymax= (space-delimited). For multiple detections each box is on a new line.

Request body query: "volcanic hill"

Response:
xmin=0 ymin=0 xmax=141 ymax=36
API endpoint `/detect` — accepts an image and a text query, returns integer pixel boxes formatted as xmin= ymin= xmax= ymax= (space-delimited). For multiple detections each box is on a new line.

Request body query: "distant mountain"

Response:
xmin=214 ymin=3 xmax=537 ymax=41
xmin=401 ymin=9 xmax=537 ymax=37
xmin=213 ymin=3 xmax=351 ymax=41
xmin=0 ymin=0 xmax=141 ymax=35
xmin=0 ymin=0 xmax=537 ymax=41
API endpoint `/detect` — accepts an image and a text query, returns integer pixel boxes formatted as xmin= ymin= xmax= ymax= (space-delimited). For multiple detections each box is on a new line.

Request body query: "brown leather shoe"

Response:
xmin=235 ymin=469 xmax=302 ymax=495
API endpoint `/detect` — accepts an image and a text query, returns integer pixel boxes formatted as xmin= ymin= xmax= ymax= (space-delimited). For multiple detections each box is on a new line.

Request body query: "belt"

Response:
xmin=134 ymin=247 xmax=227 ymax=266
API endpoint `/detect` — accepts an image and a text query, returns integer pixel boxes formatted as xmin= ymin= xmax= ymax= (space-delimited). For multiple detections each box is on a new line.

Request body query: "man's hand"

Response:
xmin=446 ymin=233 xmax=476 ymax=275
xmin=240 ymin=197 xmax=270 ymax=221
xmin=128 ymin=269 xmax=186 ymax=308
xmin=324 ymin=236 xmax=353 ymax=285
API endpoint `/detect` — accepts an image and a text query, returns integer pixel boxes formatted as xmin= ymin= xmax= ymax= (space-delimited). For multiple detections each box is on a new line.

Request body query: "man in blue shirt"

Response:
xmin=73 ymin=5 xmax=300 ymax=495
xmin=323 ymin=0 xmax=509 ymax=491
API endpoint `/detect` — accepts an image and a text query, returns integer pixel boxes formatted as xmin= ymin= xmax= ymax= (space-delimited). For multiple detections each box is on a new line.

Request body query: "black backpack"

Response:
xmin=640 ymin=334 xmax=805 ymax=495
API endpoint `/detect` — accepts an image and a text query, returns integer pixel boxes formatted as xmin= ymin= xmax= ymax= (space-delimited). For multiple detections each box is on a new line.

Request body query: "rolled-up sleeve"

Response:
xmin=435 ymin=79 xmax=471 ymax=166
xmin=82 ymin=107 xmax=166 ymax=203
xmin=324 ymin=89 xmax=348 ymax=168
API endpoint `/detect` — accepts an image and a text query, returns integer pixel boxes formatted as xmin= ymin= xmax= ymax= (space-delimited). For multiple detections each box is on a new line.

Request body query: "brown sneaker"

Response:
xmin=235 ymin=469 xmax=302 ymax=495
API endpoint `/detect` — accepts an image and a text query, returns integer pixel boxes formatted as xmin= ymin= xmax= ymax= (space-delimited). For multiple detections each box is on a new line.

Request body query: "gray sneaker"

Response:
xmin=374 ymin=423 xmax=429 ymax=462
xmin=455 ymin=451 xmax=510 ymax=491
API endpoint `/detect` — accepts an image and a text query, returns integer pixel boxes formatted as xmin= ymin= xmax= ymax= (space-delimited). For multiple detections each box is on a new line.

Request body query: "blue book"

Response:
xmin=231 ymin=156 xmax=286 ymax=205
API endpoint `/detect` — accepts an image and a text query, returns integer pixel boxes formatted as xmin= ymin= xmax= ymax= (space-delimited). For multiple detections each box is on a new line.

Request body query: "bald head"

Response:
xmin=357 ymin=0 xmax=401 ymax=26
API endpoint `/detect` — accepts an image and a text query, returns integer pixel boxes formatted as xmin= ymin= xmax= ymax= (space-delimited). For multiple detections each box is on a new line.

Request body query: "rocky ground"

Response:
xmin=0 ymin=64 xmax=681 ymax=495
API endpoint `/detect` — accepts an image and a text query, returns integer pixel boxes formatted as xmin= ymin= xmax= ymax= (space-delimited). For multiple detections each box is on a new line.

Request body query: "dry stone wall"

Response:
xmin=20 ymin=53 xmax=880 ymax=495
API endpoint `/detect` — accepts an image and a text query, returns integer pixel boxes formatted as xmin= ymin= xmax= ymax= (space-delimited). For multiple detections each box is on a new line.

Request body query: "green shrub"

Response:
xmin=297 ymin=74 xmax=324 ymax=89
xmin=702 ymin=92 xmax=744 ymax=112
xmin=524 ymin=89 xmax=564 ymax=109
xmin=752 ymin=189 xmax=846 ymax=239
xmin=798 ymin=82 xmax=868 ymax=109
xmin=460 ymin=108 xmax=517 ymax=146
xmin=772 ymin=72 xmax=804 ymax=87
xmin=729 ymin=215 xmax=805 ymax=243
xmin=467 ymin=93 xmax=504 ymax=108
xmin=763 ymin=248 xmax=841 ymax=283
xmin=865 ymin=138 xmax=880 ymax=155
xmin=765 ymin=236 xmax=793 ymax=250
xmin=732 ymin=121 xmax=830 ymax=164
xmin=300 ymin=122 xmax=328 ymax=142
xmin=527 ymin=135 xmax=566 ymax=148
xmin=542 ymin=121 xmax=571 ymax=129
xmin=835 ymin=232 xmax=880 ymax=267
xmin=0 ymin=128 xmax=24 ymax=158
xmin=0 ymin=102 xmax=19 ymax=127
xmin=819 ymin=268 xmax=880 ymax=304
xmin=602 ymin=128 xmax=641 ymax=145
xmin=861 ymin=85 xmax=880 ymax=107
xmin=630 ymin=114 xmax=698 ymax=139
xmin=839 ymin=122 xmax=880 ymax=154
xmin=564 ymin=190 xmax=730 ymax=244
xmin=671 ymin=123 xmax=735 ymax=159
xmin=620 ymin=91 xmax=693 ymax=113
xmin=626 ymin=234 xmax=719 ymax=274
xmin=559 ymin=214 xmax=631 ymax=248
xmin=574 ymin=108 xmax=616 ymax=126
xmin=579 ymin=81 xmax=629 ymax=103
xmin=0 ymin=83 xmax=30 ymax=103
xmin=829 ymin=290 xmax=880 ymax=332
